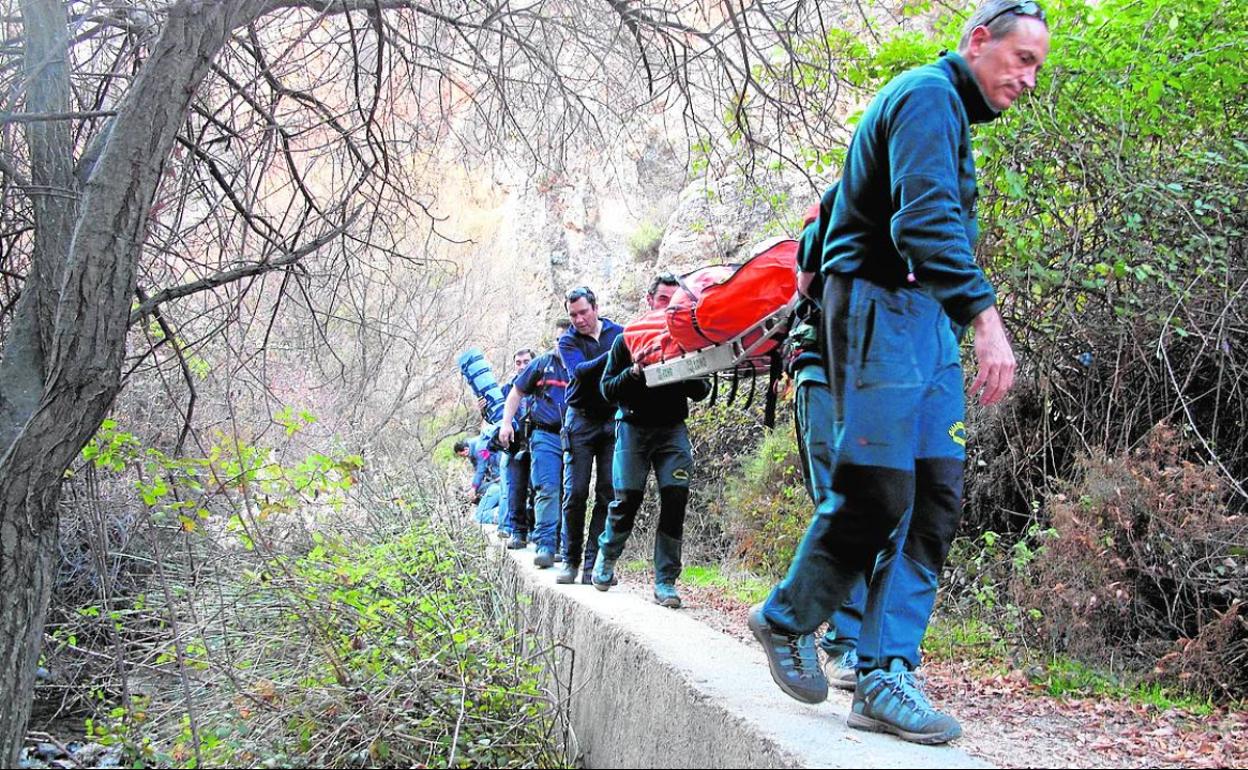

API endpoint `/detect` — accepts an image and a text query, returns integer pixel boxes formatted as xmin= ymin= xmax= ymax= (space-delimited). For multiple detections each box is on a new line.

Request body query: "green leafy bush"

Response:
xmin=683 ymin=397 xmax=771 ymax=562
xmin=46 ymin=420 xmax=567 ymax=768
xmin=627 ymin=219 xmax=665 ymax=262
xmin=961 ymin=0 xmax=1248 ymax=531
xmin=227 ymin=525 xmax=567 ymax=768
xmin=723 ymin=413 xmax=810 ymax=578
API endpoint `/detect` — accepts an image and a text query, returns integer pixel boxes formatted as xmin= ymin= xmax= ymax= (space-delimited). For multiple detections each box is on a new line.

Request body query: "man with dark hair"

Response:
xmin=500 ymin=324 xmax=571 ymax=569
xmin=750 ymin=0 xmax=1048 ymax=744
xmin=592 ymin=276 xmax=709 ymax=607
xmin=498 ymin=347 xmax=536 ymax=548
xmin=647 ymin=273 xmax=679 ymax=309
xmin=556 ymin=287 xmax=625 ymax=585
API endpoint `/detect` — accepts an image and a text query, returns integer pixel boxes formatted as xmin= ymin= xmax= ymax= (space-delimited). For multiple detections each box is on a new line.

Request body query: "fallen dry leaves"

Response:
xmin=611 ymin=571 xmax=1248 ymax=769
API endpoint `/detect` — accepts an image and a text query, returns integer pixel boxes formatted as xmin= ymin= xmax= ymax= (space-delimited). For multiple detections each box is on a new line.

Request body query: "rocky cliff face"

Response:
xmin=429 ymin=118 xmax=818 ymax=370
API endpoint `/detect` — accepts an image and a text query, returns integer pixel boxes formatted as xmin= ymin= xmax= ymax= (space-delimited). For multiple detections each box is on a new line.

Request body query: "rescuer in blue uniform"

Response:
xmin=750 ymin=0 xmax=1049 ymax=744
xmin=784 ymin=189 xmax=877 ymax=691
xmin=500 ymin=333 xmax=571 ymax=569
xmin=591 ymin=275 xmax=709 ymax=608
xmin=498 ymin=347 xmax=536 ymax=548
xmin=557 ymin=287 xmax=625 ymax=585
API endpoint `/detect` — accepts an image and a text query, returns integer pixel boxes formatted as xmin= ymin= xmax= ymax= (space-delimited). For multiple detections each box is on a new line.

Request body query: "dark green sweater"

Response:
xmin=822 ymin=51 xmax=1000 ymax=327
xmin=600 ymin=335 xmax=711 ymax=426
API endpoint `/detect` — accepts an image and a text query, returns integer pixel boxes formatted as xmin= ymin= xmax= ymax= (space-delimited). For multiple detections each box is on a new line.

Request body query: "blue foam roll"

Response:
xmin=458 ymin=348 xmax=505 ymax=423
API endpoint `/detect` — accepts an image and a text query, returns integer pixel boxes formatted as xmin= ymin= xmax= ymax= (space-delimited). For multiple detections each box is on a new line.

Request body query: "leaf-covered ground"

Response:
xmin=611 ymin=572 xmax=1248 ymax=769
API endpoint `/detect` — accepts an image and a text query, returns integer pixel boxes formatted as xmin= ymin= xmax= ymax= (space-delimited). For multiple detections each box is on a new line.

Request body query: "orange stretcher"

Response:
xmin=623 ymin=237 xmax=799 ymax=386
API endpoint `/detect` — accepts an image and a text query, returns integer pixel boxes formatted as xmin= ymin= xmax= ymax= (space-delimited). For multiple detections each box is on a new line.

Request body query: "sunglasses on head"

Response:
xmin=982 ymin=0 xmax=1046 ymax=28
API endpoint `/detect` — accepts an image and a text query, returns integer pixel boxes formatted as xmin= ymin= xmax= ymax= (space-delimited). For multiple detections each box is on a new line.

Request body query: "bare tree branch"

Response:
xmin=131 ymin=209 xmax=361 ymax=324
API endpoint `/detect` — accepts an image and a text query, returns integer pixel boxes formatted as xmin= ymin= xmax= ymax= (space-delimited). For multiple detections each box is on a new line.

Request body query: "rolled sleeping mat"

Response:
xmin=457 ymin=348 xmax=505 ymax=423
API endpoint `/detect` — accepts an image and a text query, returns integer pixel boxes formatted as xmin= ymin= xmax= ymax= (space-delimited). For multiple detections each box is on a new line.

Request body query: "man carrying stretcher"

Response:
xmin=591 ymin=274 xmax=710 ymax=608
xmin=749 ymin=0 xmax=1047 ymax=744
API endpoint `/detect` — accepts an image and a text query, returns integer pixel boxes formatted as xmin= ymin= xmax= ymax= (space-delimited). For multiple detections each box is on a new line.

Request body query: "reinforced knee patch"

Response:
xmin=657 ymin=485 xmax=690 ymax=541
xmin=823 ymin=464 xmax=913 ymax=566
xmin=903 ymin=457 xmax=965 ymax=572
xmin=612 ymin=489 xmax=645 ymax=523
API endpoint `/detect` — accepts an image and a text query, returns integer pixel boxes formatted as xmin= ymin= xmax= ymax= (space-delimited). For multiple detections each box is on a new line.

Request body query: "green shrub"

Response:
xmin=683 ymin=397 xmax=770 ymax=562
xmin=627 ymin=220 xmax=664 ymax=262
xmin=49 ymin=420 xmax=566 ymax=768
xmin=724 ymin=418 xmax=810 ymax=578
xmin=142 ymin=524 xmax=567 ymax=769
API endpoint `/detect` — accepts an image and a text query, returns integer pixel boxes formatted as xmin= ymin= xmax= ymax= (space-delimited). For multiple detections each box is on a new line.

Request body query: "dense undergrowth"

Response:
xmin=677 ymin=0 xmax=1248 ymax=704
xmin=36 ymin=424 xmax=567 ymax=768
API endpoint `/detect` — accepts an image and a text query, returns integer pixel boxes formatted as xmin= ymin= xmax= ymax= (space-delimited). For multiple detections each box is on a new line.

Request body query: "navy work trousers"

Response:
xmin=561 ymin=408 xmax=615 ymax=575
xmin=529 ymin=429 xmax=565 ymax=553
xmin=500 ymin=448 xmax=532 ymax=537
xmin=794 ymin=376 xmax=869 ymax=653
xmin=764 ymin=275 xmax=966 ymax=671
xmin=597 ymin=420 xmax=693 ymax=585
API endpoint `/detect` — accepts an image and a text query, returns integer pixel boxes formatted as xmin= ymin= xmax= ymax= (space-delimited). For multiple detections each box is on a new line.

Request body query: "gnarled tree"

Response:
xmin=0 ymin=0 xmax=857 ymax=760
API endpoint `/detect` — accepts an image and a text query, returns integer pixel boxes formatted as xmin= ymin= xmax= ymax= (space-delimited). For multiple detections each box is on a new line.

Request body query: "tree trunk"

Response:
xmin=0 ymin=506 xmax=56 ymax=764
xmin=0 ymin=1 xmax=272 ymax=762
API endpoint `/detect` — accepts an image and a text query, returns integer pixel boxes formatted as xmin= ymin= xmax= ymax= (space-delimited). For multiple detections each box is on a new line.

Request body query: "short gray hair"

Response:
xmin=958 ymin=0 xmax=1046 ymax=51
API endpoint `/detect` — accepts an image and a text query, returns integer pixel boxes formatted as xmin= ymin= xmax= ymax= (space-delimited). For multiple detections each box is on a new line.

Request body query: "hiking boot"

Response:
xmin=496 ymin=528 xmax=510 ymax=539
xmin=554 ymin=564 xmax=578 ymax=584
xmin=848 ymin=659 xmax=962 ymax=745
xmin=747 ymin=603 xmax=828 ymax=704
xmin=534 ymin=549 xmax=554 ymax=569
xmin=591 ymin=551 xmax=616 ymax=591
xmin=653 ymin=583 xmax=682 ymax=608
xmin=582 ymin=570 xmax=618 ymax=586
xmin=824 ymin=647 xmax=859 ymax=692
xmin=506 ymin=533 xmax=527 ymax=550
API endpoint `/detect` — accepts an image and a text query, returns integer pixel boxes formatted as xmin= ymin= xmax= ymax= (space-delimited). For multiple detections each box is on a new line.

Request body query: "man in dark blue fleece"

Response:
xmin=500 ymin=330 xmax=571 ymax=570
xmin=592 ymin=274 xmax=710 ymax=608
xmin=750 ymin=0 xmax=1049 ymax=745
xmin=557 ymin=287 xmax=625 ymax=585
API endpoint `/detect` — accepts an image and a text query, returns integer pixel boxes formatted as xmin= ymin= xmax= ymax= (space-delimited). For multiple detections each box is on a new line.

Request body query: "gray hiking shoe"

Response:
xmin=747 ymin=603 xmax=828 ymax=704
xmin=533 ymin=549 xmax=554 ymax=569
xmin=653 ymin=583 xmax=682 ymax=608
xmin=824 ymin=647 xmax=859 ymax=691
xmin=848 ymin=659 xmax=962 ymax=745
xmin=506 ymin=532 xmax=527 ymax=550
xmin=554 ymin=564 xmax=578 ymax=584
xmin=591 ymin=551 xmax=617 ymax=591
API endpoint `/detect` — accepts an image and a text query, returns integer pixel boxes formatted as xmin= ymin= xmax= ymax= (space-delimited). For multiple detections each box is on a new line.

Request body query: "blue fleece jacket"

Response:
xmin=600 ymin=335 xmax=711 ymax=426
xmin=512 ymin=351 xmax=569 ymax=431
xmin=821 ymin=51 xmax=1000 ymax=327
xmin=558 ymin=318 xmax=624 ymax=420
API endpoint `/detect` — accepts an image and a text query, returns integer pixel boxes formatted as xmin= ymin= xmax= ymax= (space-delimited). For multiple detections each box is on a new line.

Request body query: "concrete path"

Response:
xmin=482 ymin=528 xmax=990 ymax=769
